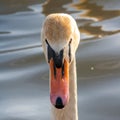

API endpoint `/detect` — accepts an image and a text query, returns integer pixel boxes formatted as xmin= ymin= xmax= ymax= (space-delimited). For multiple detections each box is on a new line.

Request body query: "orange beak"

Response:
xmin=49 ymin=59 xmax=69 ymax=109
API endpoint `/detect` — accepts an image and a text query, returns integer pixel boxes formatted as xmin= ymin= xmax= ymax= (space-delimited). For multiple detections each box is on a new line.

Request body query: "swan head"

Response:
xmin=41 ymin=13 xmax=80 ymax=109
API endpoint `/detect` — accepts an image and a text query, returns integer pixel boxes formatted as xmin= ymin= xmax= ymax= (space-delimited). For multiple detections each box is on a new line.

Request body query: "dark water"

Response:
xmin=0 ymin=0 xmax=120 ymax=120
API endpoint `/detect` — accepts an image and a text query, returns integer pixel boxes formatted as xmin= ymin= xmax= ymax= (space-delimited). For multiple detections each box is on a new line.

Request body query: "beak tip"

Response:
xmin=50 ymin=95 xmax=69 ymax=109
xmin=55 ymin=97 xmax=64 ymax=109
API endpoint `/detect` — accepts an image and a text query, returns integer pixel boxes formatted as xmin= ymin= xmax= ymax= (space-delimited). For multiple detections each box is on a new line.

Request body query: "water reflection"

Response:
xmin=72 ymin=0 xmax=120 ymax=21
xmin=42 ymin=0 xmax=72 ymax=15
xmin=72 ymin=0 xmax=120 ymax=39
xmin=0 ymin=0 xmax=45 ymax=14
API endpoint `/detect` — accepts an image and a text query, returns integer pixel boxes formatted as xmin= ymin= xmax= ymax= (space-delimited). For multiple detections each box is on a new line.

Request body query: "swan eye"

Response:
xmin=45 ymin=39 xmax=54 ymax=63
xmin=68 ymin=39 xmax=72 ymax=62
xmin=45 ymin=39 xmax=49 ymax=45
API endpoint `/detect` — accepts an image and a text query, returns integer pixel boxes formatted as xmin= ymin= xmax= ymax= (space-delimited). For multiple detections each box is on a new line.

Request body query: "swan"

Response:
xmin=41 ymin=13 xmax=80 ymax=120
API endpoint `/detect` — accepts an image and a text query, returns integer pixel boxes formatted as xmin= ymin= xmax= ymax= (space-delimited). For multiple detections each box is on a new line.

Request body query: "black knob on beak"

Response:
xmin=53 ymin=50 xmax=63 ymax=68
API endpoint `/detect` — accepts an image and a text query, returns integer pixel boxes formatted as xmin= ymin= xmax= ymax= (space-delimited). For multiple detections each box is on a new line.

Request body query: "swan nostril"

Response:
xmin=55 ymin=97 xmax=64 ymax=109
